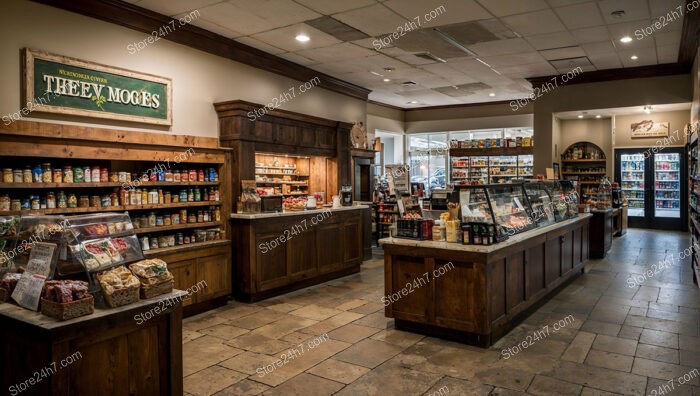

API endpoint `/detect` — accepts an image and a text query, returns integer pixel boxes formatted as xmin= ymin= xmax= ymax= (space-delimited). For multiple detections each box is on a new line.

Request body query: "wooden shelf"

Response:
xmin=561 ymin=159 xmax=607 ymax=163
xmin=0 ymin=201 xmax=220 ymax=216
xmin=0 ymin=181 xmax=219 ymax=189
xmin=255 ymin=181 xmax=308 ymax=185
xmin=450 ymin=147 xmax=534 ymax=156
xmin=255 ymin=166 xmax=297 ymax=170
xmin=134 ymin=221 xmax=222 ymax=234
xmin=143 ymin=239 xmax=230 ymax=257
xmin=254 ymin=172 xmax=301 ymax=176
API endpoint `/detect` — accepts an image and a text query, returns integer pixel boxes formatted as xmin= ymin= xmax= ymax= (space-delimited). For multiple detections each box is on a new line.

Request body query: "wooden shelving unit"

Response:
xmin=0 ymin=121 xmax=233 ymax=316
xmin=688 ymin=130 xmax=700 ymax=288
xmin=254 ymin=153 xmax=312 ymax=196
xmin=561 ymin=142 xmax=607 ymax=201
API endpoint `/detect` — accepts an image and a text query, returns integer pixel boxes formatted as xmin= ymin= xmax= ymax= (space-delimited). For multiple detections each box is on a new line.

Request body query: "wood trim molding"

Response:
xmin=367 ymin=100 xmax=404 ymax=112
xmin=679 ymin=0 xmax=700 ymax=68
xmin=403 ymin=99 xmax=525 ymax=112
xmin=0 ymin=120 xmax=223 ymax=150
xmin=526 ymin=63 xmax=687 ymax=89
xmin=214 ymin=100 xmax=354 ymax=130
xmin=31 ymin=0 xmax=371 ymax=101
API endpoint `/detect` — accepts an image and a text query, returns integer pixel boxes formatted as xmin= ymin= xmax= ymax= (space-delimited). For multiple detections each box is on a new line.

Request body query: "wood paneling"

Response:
xmin=168 ymin=259 xmax=197 ymax=306
xmin=390 ymin=255 xmax=429 ymax=320
xmin=525 ymin=244 xmax=545 ymax=300
xmin=506 ymin=252 xmax=525 ymax=311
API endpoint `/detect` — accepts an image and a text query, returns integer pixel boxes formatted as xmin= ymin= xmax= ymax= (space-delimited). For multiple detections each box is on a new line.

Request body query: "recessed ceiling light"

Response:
xmin=578 ymin=115 xmax=584 ymax=119
xmin=382 ymin=78 xmax=391 ymax=82
xmin=620 ymin=36 xmax=632 ymax=43
xmin=630 ymin=55 xmax=638 ymax=60
xmin=611 ymin=10 xmax=626 ymax=19
xmin=370 ymin=71 xmax=383 ymax=76
xmin=595 ymin=115 xmax=601 ymax=119
xmin=407 ymin=100 xmax=419 ymax=104
xmin=383 ymin=67 xmax=395 ymax=72
xmin=489 ymin=93 xmax=496 ymax=97
xmin=295 ymin=34 xmax=310 ymax=42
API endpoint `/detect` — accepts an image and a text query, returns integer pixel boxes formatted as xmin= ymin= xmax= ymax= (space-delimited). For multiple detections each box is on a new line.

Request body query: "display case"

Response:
xmin=456 ymin=184 xmax=536 ymax=236
xmin=523 ymin=182 xmax=556 ymax=227
xmin=555 ymin=180 xmax=580 ymax=219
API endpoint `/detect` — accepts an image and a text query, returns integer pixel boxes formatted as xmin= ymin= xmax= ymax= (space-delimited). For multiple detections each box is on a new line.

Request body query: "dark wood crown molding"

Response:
xmin=679 ymin=0 xmax=700 ymax=68
xmin=367 ymin=100 xmax=404 ymax=111
xmin=403 ymin=99 xmax=528 ymax=112
xmin=31 ymin=0 xmax=371 ymax=101
xmin=526 ymin=63 xmax=686 ymax=89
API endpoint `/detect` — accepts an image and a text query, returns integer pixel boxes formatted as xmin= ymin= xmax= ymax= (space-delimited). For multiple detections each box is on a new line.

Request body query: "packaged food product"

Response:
xmin=52 ymin=168 xmax=62 ymax=183
xmin=23 ymin=166 xmax=32 ymax=183
xmin=74 ymin=167 xmax=84 ymax=183
xmin=41 ymin=280 xmax=94 ymax=321
xmin=76 ymin=239 xmax=123 ymax=270
xmin=63 ymin=166 xmax=73 ymax=183
xmin=0 ymin=273 xmax=21 ymax=302
xmin=13 ymin=169 xmax=22 ymax=183
xmin=129 ymin=258 xmax=174 ymax=298
xmin=97 ymin=266 xmax=140 ymax=307
xmin=2 ymin=168 xmax=12 ymax=183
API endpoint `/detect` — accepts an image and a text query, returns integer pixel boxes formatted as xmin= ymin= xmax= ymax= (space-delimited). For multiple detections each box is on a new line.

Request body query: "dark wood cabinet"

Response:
xmin=590 ymin=209 xmax=613 ymax=258
xmin=382 ymin=215 xmax=591 ymax=347
xmin=613 ymin=206 xmax=628 ymax=236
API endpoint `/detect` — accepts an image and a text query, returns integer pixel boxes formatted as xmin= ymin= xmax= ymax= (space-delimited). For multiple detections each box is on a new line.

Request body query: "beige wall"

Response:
xmin=614 ymin=110 xmax=688 ymax=148
xmin=404 ymin=101 xmax=533 ymax=133
xmin=0 ymin=0 xmax=366 ymax=137
xmin=559 ymin=118 xmax=614 ymax=179
xmin=366 ymin=102 xmax=404 ymax=138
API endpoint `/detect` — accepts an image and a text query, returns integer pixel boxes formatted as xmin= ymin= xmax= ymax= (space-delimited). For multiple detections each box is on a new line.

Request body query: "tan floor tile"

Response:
xmin=213 ymin=379 xmax=270 ymax=396
xmin=545 ymin=361 xmax=647 ymax=394
xmin=617 ymin=325 xmax=643 ymax=340
xmin=349 ymin=301 xmax=383 ymax=314
xmin=591 ymin=334 xmax=638 ymax=356
xmin=184 ymin=365 xmax=247 ymax=396
xmin=219 ymin=350 xmax=279 ymax=376
xmin=636 ymin=343 xmax=679 ymax=364
xmin=580 ymin=388 xmax=623 ymax=396
xmin=335 ymin=299 xmax=369 ymax=311
xmin=216 ymin=304 xmax=264 ymax=321
xmin=248 ymin=338 xmax=299 ymax=356
xmin=489 ymin=387 xmax=529 ymax=395
xmin=184 ymin=336 xmax=245 ymax=376
xmin=584 ymin=350 xmax=634 ymax=372
xmin=280 ymin=331 xmax=315 ymax=344
xmin=183 ymin=329 xmax=206 ymax=343
xmin=289 ymin=304 xmax=343 ymax=321
xmin=640 ymin=328 xmax=679 ymax=348
xmin=328 ymin=323 xmax=381 ymax=343
xmin=198 ymin=324 xmax=250 ymax=340
xmin=527 ymin=375 xmax=582 ymax=395
xmin=261 ymin=373 xmax=344 ymax=396
xmin=299 ymin=311 xmax=365 ymax=335
xmin=333 ymin=362 xmax=442 ymax=396
xmin=646 ymin=377 xmax=695 ymax=396
xmin=229 ymin=309 xmax=288 ymax=330
xmin=424 ymin=376 xmax=494 ymax=395
xmin=350 ymin=310 xmax=393 ymax=329
xmin=333 ymin=338 xmax=405 ymax=368
xmin=632 ymin=358 xmax=700 ymax=385
xmin=184 ymin=314 xmax=229 ymax=332
xmin=306 ymin=358 xmax=370 ymax=384
xmin=265 ymin=302 xmax=303 ymax=313
xmin=225 ymin=333 xmax=278 ymax=351
xmin=370 ymin=329 xmax=425 ymax=348
xmin=561 ymin=331 xmax=596 ymax=363
xmin=249 ymin=316 xmax=319 ymax=339
xmin=680 ymin=349 xmax=700 ymax=367
xmin=680 ymin=334 xmax=700 ymax=352
xmin=474 ymin=364 xmax=534 ymax=391
xmin=580 ymin=320 xmax=622 ymax=336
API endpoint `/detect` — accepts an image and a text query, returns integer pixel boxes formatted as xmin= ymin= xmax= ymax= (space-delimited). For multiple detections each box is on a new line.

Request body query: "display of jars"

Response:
xmin=78 ymin=195 xmax=89 ymax=208
xmin=23 ymin=166 xmax=32 ymax=183
xmin=148 ymin=212 xmax=156 ymax=227
xmin=2 ymin=169 xmax=12 ymax=183
xmin=73 ymin=166 xmax=84 ymax=183
xmin=57 ymin=191 xmax=67 ymax=208
xmin=90 ymin=195 xmax=101 ymax=208
xmin=101 ymin=195 xmax=111 ymax=207
xmin=52 ymin=168 xmax=62 ymax=183
xmin=173 ymin=170 xmax=181 ymax=182
xmin=46 ymin=191 xmax=56 ymax=209
xmin=63 ymin=166 xmax=73 ymax=183
xmin=10 ymin=199 xmax=21 ymax=211
xmin=40 ymin=164 xmax=52 ymax=183
xmin=67 ymin=193 xmax=77 ymax=208
xmin=171 ymin=213 xmax=180 ymax=224
xmin=189 ymin=169 xmax=197 ymax=181
xmin=109 ymin=172 xmax=119 ymax=183
xmin=181 ymin=169 xmax=189 ymax=182
xmin=0 ymin=195 xmax=10 ymax=211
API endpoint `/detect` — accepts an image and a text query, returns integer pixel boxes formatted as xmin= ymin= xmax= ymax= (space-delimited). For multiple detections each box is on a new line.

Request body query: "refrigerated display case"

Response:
xmin=469 ymin=156 xmax=489 ymax=184
xmin=654 ymin=153 xmax=681 ymax=218
xmin=489 ymin=156 xmax=518 ymax=184
xmin=523 ymin=182 xmax=556 ymax=226
xmin=620 ymin=153 xmax=646 ymax=217
xmin=450 ymin=157 xmax=469 ymax=185
xmin=518 ymin=155 xmax=534 ymax=178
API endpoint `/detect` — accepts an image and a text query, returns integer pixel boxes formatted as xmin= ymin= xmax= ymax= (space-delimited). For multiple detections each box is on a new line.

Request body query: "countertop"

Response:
xmin=0 ymin=290 xmax=188 ymax=330
xmin=379 ymin=213 xmax=592 ymax=254
xmin=230 ymin=205 xmax=370 ymax=220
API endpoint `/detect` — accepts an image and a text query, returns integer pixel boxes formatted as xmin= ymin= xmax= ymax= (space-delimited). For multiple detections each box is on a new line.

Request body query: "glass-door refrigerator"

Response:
xmin=615 ymin=148 xmax=686 ymax=230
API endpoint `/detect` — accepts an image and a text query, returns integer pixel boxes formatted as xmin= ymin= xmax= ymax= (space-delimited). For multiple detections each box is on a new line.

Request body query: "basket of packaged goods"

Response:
xmin=0 ymin=272 xmax=21 ymax=302
xmin=40 ymin=280 xmax=94 ymax=321
xmin=97 ymin=266 xmax=140 ymax=308
xmin=129 ymin=258 xmax=174 ymax=299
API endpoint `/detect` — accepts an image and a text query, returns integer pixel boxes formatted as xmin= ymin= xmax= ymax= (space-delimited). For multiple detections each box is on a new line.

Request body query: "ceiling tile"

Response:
xmin=499 ymin=62 xmax=558 ymax=77
xmin=656 ymin=45 xmax=679 ymax=64
xmin=296 ymin=42 xmax=376 ymax=63
xmin=570 ymin=26 xmax=610 ymax=43
xmin=227 ymin=0 xmax=322 ymax=26
xmin=276 ymin=52 xmax=318 ymax=66
xmin=539 ymin=46 xmax=587 ymax=60
xmin=131 ymin=0 xmax=222 ymax=16
xmin=469 ymin=38 xmax=536 ymax=57
xmin=194 ymin=2 xmax=290 ymax=35
xmin=235 ymin=36 xmax=286 ymax=54
xmin=545 ymin=0 xmax=590 ymax=6
xmin=549 ymin=56 xmax=593 ymax=69
xmin=475 ymin=0 xmax=549 ymax=17
xmin=188 ymin=17 xmax=244 ymax=38
xmin=391 ymin=29 xmax=473 ymax=59
xmin=502 ymin=9 xmax=567 ymax=36
xmin=654 ymin=30 xmax=682 ymax=48
xmin=383 ymin=0 xmax=490 ymax=27
xmin=554 ymin=2 xmax=605 ymax=30
xmin=251 ymin=23 xmax=342 ymax=52
xmin=598 ymin=0 xmax=651 ymax=23
xmin=396 ymin=54 xmax=439 ymax=65
xmin=586 ymin=53 xmax=623 ymax=69
xmin=525 ymin=31 xmax=577 ymax=50
xmin=649 ymin=0 xmax=684 ymax=19
xmin=333 ymin=3 xmax=408 ymax=36
xmin=619 ymin=47 xmax=657 ymax=67
xmin=293 ymin=0 xmax=376 ymax=15
xmin=306 ymin=16 xmax=370 ymax=41
xmin=480 ymin=52 xmax=548 ymax=68
xmin=310 ymin=61 xmax=371 ymax=75
xmin=607 ymin=20 xmax=657 ymax=47
xmin=581 ymin=41 xmax=616 ymax=55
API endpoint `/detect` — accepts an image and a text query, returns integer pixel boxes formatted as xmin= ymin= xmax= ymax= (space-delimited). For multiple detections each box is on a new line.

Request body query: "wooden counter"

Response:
xmin=230 ymin=206 xmax=369 ymax=302
xmin=380 ymin=214 xmax=591 ymax=347
xmin=590 ymin=209 xmax=613 ymax=258
xmin=0 ymin=291 xmax=187 ymax=395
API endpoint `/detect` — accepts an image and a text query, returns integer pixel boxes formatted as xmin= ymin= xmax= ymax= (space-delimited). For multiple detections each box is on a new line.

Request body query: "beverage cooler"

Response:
xmin=615 ymin=148 xmax=686 ymax=230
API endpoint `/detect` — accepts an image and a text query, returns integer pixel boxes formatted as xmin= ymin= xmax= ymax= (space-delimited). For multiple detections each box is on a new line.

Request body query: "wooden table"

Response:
xmin=0 ymin=290 xmax=187 ymax=395
xmin=380 ymin=214 xmax=591 ymax=347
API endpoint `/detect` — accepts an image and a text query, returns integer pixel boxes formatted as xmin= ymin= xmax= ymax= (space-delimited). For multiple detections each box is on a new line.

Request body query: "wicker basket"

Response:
xmin=40 ymin=295 xmax=94 ymax=321
xmin=101 ymin=283 xmax=140 ymax=308
xmin=140 ymin=277 xmax=174 ymax=299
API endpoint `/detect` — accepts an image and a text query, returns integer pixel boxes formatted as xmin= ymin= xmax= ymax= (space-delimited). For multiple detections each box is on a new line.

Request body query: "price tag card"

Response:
xmin=25 ymin=242 xmax=57 ymax=278
xmin=12 ymin=273 xmax=46 ymax=311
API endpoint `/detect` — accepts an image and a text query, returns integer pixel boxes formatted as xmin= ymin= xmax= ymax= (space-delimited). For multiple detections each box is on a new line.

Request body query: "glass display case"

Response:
xmin=457 ymin=186 xmax=493 ymax=224
xmin=0 ymin=216 xmax=19 ymax=275
xmin=487 ymin=184 xmax=537 ymax=235
xmin=523 ymin=182 xmax=556 ymax=226
xmin=558 ymin=180 xmax=580 ymax=219
xmin=536 ymin=180 xmax=578 ymax=221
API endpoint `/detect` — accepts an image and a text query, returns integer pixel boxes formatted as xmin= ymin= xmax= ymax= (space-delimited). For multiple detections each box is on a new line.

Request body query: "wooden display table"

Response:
xmin=380 ymin=214 xmax=591 ymax=347
xmin=590 ymin=209 xmax=613 ymax=258
xmin=0 ymin=291 xmax=187 ymax=395
xmin=230 ymin=206 xmax=369 ymax=302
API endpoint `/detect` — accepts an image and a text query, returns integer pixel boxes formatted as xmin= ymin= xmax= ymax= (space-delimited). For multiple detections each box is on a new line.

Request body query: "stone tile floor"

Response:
xmin=183 ymin=229 xmax=700 ymax=395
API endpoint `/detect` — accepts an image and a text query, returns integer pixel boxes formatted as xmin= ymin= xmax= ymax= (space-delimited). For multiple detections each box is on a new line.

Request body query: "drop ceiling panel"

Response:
xmin=277 ymin=52 xmax=318 ymax=66
xmin=129 ymin=0 xmax=221 ymax=16
xmin=607 ymin=20 xmax=657 ymax=46
xmin=295 ymin=42 xmax=376 ymax=63
xmin=469 ymin=38 xmax=536 ymax=57
xmin=310 ymin=61 xmax=372 ymax=75
xmin=554 ymin=2 xmax=605 ymax=29
xmin=648 ymin=0 xmax=684 ymax=19
xmin=332 ymin=3 xmax=409 ymax=36
xmin=383 ymin=0 xmax=491 ymax=26
xmin=525 ymin=31 xmax=578 ymax=50
xmin=655 ymin=30 xmax=682 ymax=48
xmin=306 ymin=16 xmax=370 ymax=41
xmin=586 ymin=52 xmax=623 ymax=69
xmin=251 ymin=24 xmax=342 ymax=52
xmin=548 ymin=56 xmax=593 ymax=69
xmin=657 ymin=45 xmax=679 ymax=63
xmin=480 ymin=52 xmax=549 ymax=68
xmin=499 ymin=62 xmax=558 ymax=77
xmin=293 ymin=0 xmax=376 ymax=15
xmin=502 ymin=9 xmax=567 ymax=36
xmin=619 ymin=47 xmax=658 ymax=66
xmin=235 ymin=36 xmax=286 ymax=54
xmin=227 ymin=0 xmax=322 ymax=26
xmin=475 ymin=0 xmax=550 ymax=17
xmin=195 ymin=3 xmax=285 ymax=35
xmin=598 ymin=0 xmax=651 ymax=23
xmin=539 ymin=46 xmax=587 ymax=60
xmin=189 ymin=17 xmax=244 ymax=38
xmin=570 ymin=26 xmax=611 ymax=43
xmin=581 ymin=41 xmax=616 ymax=55
xmin=391 ymin=29 xmax=473 ymax=59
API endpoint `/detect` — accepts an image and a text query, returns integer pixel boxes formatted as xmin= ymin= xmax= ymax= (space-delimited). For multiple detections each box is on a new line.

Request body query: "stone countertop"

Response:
xmin=379 ymin=213 xmax=592 ymax=254
xmin=230 ymin=205 xmax=370 ymax=220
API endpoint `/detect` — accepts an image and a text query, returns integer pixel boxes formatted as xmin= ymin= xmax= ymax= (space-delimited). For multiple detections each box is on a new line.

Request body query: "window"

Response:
xmin=407 ymin=133 xmax=448 ymax=194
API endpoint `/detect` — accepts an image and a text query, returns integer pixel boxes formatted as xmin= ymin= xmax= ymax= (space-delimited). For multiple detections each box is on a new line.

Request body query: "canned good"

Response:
xmin=118 ymin=172 xmax=128 ymax=183
xmin=150 ymin=238 xmax=159 ymax=250
xmin=197 ymin=169 xmax=204 ymax=182
xmin=173 ymin=170 xmax=181 ymax=182
xmin=47 ymin=192 xmax=56 ymax=209
xmin=180 ymin=209 xmax=187 ymax=223
xmin=163 ymin=215 xmax=171 ymax=226
xmin=52 ymin=169 xmax=62 ymax=183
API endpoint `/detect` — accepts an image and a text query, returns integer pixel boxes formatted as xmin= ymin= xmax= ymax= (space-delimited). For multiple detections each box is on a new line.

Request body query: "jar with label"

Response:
xmin=171 ymin=194 xmax=179 ymax=203
xmin=432 ymin=221 xmax=444 ymax=241
xmin=91 ymin=167 xmax=100 ymax=183
xmin=173 ymin=170 xmax=181 ymax=182
xmin=209 ymin=168 xmax=216 ymax=182
xmin=203 ymin=210 xmax=209 ymax=222
xmin=10 ymin=199 xmax=21 ymax=211
xmin=82 ymin=167 xmax=91 ymax=183
xmin=141 ymin=189 xmax=148 ymax=205
xmin=41 ymin=164 xmax=52 ymax=183
xmin=130 ymin=189 xmax=139 ymax=205
xmin=156 ymin=169 xmax=164 ymax=182
xmin=167 ymin=235 xmax=175 ymax=247
xmin=0 ymin=195 xmax=10 ymax=211
xmin=155 ymin=216 xmax=164 ymax=226
xmin=32 ymin=165 xmax=42 ymax=183
xmin=181 ymin=169 xmax=189 ymax=182
xmin=188 ymin=212 xmax=196 ymax=223
xmin=90 ymin=195 xmax=100 ymax=208
xmin=78 ymin=195 xmax=89 ymax=208
xmin=171 ymin=213 xmax=180 ymax=224
xmin=150 ymin=238 xmax=159 ymax=250
xmin=183 ymin=234 xmax=190 ymax=244
xmin=63 ymin=166 xmax=74 ymax=183
xmin=187 ymin=189 xmax=194 ymax=202
xmin=73 ymin=166 xmax=84 ymax=183
xmin=12 ymin=169 xmax=22 ymax=184
xmin=148 ymin=190 xmax=158 ymax=204
xmin=22 ymin=197 xmax=30 ymax=210
xmin=158 ymin=236 xmax=168 ymax=247
xmin=2 ymin=169 xmax=12 ymax=183
xmin=176 ymin=233 xmax=184 ymax=245
xmin=57 ymin=191 xmax=67 ymax=208
xmin=109 ymin=172 xmax=118 ymax=183
xmin=100 ymin=168 xmax=109 ymax=182
xmin=101 ymin=195 xmax=111 ymax=207
xmin=197 ymin=210 xmax=204 ymax=223
xmin=197 ymin=169 xmax=204 ymax=182
xmin=180 ymin=209 xmax=187 ymax=223
xmin=158 ymin=189 xmax=163 ymax=204
xmin=140 ymin=236 xmax=150 ymax=251
xmin=148 ymin=212 xmax=156 ymax=227
xmin=67 ymin=193 xmax=78 ymax=208
xmin=52 ymin=168 xmax=62 ymax=183
xmin=23 ymin=166 xmax=32 ymax=183
xmin=164 ymin=170 xmax=173 ymax=182
xmin=46 ymin=192 xmax=56 ymax=209
xmin=179 ymin=190 xmax=188 ymax=202
xmin=163 ymin=215 xmax=171 ymax=226
xmin=110 ymin=193 xmax=118 ymax=206
xmin=189 ymin=169 xmax=197 ymax=182
xmin=118 ymin=172 xmax=128 ymax=183
xmin=164 ymin=191 xmax=171 ymax=204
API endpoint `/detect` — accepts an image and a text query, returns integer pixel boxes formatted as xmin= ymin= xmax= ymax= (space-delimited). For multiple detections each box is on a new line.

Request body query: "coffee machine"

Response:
xmin=340 ymin=184 xmax=353 ymax=206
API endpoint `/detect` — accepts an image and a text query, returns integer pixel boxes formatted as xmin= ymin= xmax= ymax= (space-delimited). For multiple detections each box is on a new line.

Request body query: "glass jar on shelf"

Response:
xmin=2 ymin=168 xmax=12 ymax=183
xmin=41 ymin=163 xmax=52 ymax=183
xmin=62 ymin=166 xmax=73 ymax=183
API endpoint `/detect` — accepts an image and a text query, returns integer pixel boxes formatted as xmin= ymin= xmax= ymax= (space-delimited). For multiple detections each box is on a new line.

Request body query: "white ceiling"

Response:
xmin=555 ymin=102 xmax=691 ymax=119
xmin=126 ymin=0 xmax=685 ymax=108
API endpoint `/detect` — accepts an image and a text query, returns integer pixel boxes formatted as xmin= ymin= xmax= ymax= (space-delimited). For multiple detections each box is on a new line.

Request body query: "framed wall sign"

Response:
xmin=630 ymin=120 xmax=669 ymax=138
xmin=23 ymin=48 xmax=172 ymax=125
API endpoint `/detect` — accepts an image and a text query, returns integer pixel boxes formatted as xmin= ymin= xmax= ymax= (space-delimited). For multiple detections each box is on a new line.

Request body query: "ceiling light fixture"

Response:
xmin=595 ymin=115 xmax=601 ymax=118
xmin=611 ymin=10 xmax=626 ymax=19
xmin=407 ymin=100 xmax=419 ymax=104
xmin=370 ymin=71 xmax=383 ymax=76
xmin=620 ymin=36 xmax=632 ymax=43
xmin=630 ymin=55 xmax=638 ymax=60
xmin=383 ymin=67 xmax=395 ymax=72
xmin=578 ymin=115 xmax=584 ymax=119
xmin=295 ymin=34 xmax=310 ymax=42
xmin=383 ymin=78 xmax=391 ymax=82
xmin=489 ymin=93 xmax=496 ymax=97
xmin=644 ymin=105 xmax=652 ymax=114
